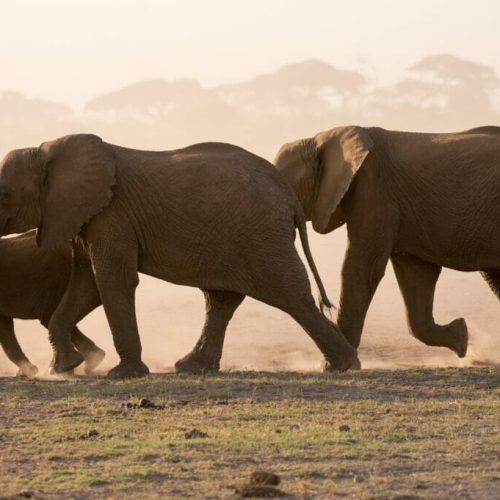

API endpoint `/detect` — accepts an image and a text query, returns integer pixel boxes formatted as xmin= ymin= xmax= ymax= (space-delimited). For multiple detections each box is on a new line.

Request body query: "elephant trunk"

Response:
xmin=0 ymin=148 xmax=43 ymax=237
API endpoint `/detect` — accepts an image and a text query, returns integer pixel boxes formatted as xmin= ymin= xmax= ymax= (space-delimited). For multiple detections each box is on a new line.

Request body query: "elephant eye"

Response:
xmin=0 ymin=189 xmax=11 ymax=203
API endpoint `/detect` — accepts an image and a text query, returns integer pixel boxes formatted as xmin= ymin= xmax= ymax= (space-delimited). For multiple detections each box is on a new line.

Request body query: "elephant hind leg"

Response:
xmin=175 ymin=290 xmax=245 ymax=374
xmin=481 ymin=269 xmax=500 ymax=300
xmin=0 ymin=316 xmax=38 ymax=378
xmin=391 ymin=253 xmax=468 ymax=357
xmin=71 ymin=328 xmax=105 ymax=374
xmin=253 ymin=251 xmax=357 ymax=372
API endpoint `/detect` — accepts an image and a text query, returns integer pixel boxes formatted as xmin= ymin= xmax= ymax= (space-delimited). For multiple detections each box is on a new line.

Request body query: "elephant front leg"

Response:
xmin=92 ymin=245 xmax=149 ymax=379
xmin=391 ymin=253 xmax=467 ymax=357
xmin=337 ymin=238 xmax=392 ymax=352
xmin=0 ymin=316 xmax=38 ymax=378
xmin=175 ymin=290 xmax=245 ymax=374
xmin=48 ymin=248 xmax=102 ymax=373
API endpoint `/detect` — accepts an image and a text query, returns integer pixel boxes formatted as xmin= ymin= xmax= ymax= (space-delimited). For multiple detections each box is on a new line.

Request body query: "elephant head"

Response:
xmin=274 ymin=126 xmax=373 ymax=233
xmin=0 ymin=134 xmax=116 ymax=248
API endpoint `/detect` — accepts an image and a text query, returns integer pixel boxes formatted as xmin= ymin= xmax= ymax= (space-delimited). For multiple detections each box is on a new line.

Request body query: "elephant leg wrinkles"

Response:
xmin=175 ymin=290 xmax=245 ymax=374
xmin=91 ymin=238 xmax=149 ymax=379
xmin=392 ymin=253 xmax=468 ymax=357
xmin=0 ymin=316 xmax=38 ymax=378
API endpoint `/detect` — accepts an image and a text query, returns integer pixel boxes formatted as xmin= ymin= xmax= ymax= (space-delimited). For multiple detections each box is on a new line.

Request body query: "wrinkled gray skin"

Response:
xmin=274 ymin=125 xmax=500 ymax=362
xmin=0 ymin=231 xmax=105 ymax=378
xmin=0 ymin=134 xmax=356 ymax=378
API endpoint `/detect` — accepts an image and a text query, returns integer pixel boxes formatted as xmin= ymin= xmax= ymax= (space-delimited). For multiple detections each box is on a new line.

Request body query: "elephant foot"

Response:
xmin=445 ymin=318 xmax=468 ymax=358
xmin=107 ymin=361 xmax=150 ymax=379
xmin=83 ymin=347 xmax=106 ymax=374
xmin=51 ymin=349 xmax=84 ymax=374
xmin=16 ymin=361 xmax=39 ymax=379
xmin=48 ymin=366 xmax=75 ymax=377
xmin=349 ymin=356 xmax=362 ymax=370
xmin=174 ymin=351 xmax=220 ymax=375
xmin=412 ymin=317 xmax=468 ymax=358
xmin=322 ymin=344 xmax=358 ymax=373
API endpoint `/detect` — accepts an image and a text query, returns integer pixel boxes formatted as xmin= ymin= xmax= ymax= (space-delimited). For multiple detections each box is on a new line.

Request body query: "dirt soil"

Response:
xmin=0 ymin=367 xmax=498 ymax=499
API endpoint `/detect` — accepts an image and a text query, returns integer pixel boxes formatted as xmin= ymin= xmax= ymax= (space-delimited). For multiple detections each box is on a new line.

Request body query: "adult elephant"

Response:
xmin=0 ymin=134 xmax=356 ymax=378
xmin=0 ymin=231 xmax=105 ymax=377
xmin=274 ymin=125 xmax=500 ymax=360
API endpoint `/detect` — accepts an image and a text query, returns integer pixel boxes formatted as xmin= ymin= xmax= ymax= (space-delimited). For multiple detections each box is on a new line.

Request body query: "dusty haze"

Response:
xmin=0 ymin=1 xmax=499 ymax=374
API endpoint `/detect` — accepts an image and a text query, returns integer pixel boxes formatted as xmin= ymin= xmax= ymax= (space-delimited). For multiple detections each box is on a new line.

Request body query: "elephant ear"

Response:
xmin=311 ymin=126 xmax=373 ymax=233
xmin=36 ymin=134 xmax=116 ymax=249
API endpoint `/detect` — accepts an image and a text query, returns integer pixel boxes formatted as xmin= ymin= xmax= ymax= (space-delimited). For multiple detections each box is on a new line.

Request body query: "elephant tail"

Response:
xmin=295 ymin=212 xmax=336 ymax=316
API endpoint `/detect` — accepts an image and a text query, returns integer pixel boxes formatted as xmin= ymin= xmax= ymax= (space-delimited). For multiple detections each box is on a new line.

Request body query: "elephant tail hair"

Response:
xmin=295 ymin=213 xmax=336 ymax=316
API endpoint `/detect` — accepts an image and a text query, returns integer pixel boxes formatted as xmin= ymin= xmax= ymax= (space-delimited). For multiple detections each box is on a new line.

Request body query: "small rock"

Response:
xmin=79 ymin=429 xmax=99 ymax=440
xmin=14 ymin=491 xmax=34 ymax=498
xmin=249 ymin=471 xmax=281 ymax=486
xmin=121 ymin=398 xmax=165 ymax=409
xmin=139 ymin=398 xmax=164 ymax=409
xmin=184 ymin=428 xmax=208 ymax=439
xmin=339 ymin=424 xmax=350 ymax=432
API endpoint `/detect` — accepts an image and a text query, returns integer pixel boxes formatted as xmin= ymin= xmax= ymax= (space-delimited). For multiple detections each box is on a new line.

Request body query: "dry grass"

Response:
xmin=0 ymin=367 xmax=499 ymax=499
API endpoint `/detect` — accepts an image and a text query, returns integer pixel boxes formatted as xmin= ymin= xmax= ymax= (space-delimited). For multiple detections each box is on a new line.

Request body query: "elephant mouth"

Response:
xmin=0 ymin=217 xmax=11 ymax=236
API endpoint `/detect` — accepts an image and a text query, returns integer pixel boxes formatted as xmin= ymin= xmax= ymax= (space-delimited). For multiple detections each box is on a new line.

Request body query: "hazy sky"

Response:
xmin=1 ymin=0 xmax=499 ymax=107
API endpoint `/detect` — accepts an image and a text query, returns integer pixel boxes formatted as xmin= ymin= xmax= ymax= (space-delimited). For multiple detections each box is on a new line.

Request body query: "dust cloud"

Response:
xmin=1 ymin=55 xmax=500 ymax=375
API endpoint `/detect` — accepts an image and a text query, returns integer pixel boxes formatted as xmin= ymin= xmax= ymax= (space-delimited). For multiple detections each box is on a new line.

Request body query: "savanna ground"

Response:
xmin=1 ymin=367 xmax=498 ymax=499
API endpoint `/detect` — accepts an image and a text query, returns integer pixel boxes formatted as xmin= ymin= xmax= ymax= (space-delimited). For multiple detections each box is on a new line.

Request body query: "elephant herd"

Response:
xmin=0 ymin=125 xmax=499 ymax=378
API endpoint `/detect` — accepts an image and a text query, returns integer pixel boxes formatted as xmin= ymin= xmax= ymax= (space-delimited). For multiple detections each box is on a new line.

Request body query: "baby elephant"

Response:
xmin=0 ymin=231 xmax=105 ymax=377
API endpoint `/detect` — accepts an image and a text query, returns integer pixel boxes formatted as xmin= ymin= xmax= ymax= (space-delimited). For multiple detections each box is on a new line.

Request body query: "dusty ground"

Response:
xmin=0 ymin=367 xmax=498 ymax=499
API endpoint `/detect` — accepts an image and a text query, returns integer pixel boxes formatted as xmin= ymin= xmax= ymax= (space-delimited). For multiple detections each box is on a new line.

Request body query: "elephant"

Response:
xmin=0 ymin=231 xmax=105 ymax=377
xmin=0 ymin=134 xmax=357 ymax=378
xmin=274 ymin=125 xmax=500 ymax=360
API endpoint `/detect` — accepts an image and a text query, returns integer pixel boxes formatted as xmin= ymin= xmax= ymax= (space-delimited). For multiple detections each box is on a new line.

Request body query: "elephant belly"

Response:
xmin=395 ymin=225 xmax=500 ymax=272
xmin=136 ymin=217 xmax=293 ymax=295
